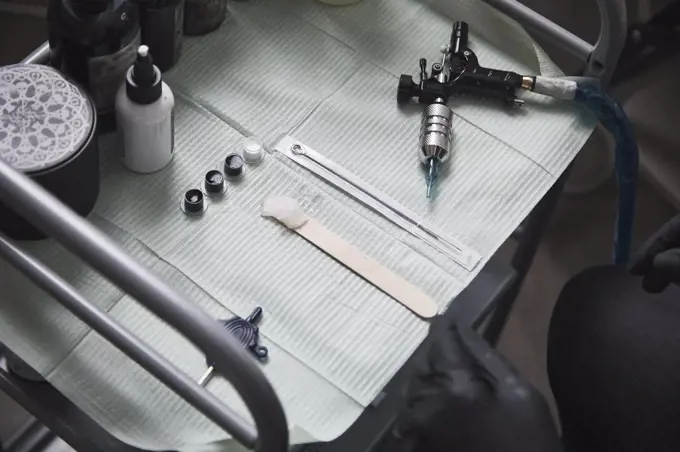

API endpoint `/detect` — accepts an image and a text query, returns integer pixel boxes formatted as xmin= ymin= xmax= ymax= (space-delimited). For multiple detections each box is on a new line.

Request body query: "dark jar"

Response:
xmin=0 ymin=64 xmax=100 ymax=241
xmin=184 ymin=0 xmax=227 ymax=36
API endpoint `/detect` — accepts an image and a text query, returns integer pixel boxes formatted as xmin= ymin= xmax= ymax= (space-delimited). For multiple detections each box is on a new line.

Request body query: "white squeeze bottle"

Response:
xmin=115 ymin=45 xmax=175 ymax=173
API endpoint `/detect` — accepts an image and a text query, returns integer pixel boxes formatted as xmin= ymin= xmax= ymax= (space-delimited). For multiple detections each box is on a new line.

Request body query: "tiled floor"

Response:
xmin=1 ymin=0 xmax=678 ymax=450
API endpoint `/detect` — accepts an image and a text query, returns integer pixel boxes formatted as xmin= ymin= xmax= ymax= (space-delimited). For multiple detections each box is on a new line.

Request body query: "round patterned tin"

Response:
xmin=0 ymin=64 xmax=100 ymax=240
xmin=0 ymin=64 xmax=94 ymax=172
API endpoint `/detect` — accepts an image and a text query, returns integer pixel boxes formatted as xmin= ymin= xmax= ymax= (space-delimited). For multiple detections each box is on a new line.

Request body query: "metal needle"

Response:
xmin=277 ymin=139 xmax=481 ymax=270
xmin=426 ymin=159 xmax=438 ymax=199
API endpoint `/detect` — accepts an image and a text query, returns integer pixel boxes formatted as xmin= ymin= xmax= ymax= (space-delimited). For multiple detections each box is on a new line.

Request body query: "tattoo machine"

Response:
xmin=398 ymin=21 xmax=538 ymax=199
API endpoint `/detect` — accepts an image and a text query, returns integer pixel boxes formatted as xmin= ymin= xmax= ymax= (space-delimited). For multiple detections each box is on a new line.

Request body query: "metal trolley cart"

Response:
xmin=0 ymin=1 xmax=627 ymax=451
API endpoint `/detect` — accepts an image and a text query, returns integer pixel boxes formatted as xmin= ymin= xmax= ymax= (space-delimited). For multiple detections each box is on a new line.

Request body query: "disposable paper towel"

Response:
xmin=164 ymin=3 xmax=363 ymax=144
xmin=21 ymin=95 xmax=463 ymax=449
xmin=94 ymin=97 xmax=464 ymax=410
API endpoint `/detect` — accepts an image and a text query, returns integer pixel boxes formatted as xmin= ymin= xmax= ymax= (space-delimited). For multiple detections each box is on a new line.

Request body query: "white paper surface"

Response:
xmin=0 ymin=0 xmax=595 ymax=449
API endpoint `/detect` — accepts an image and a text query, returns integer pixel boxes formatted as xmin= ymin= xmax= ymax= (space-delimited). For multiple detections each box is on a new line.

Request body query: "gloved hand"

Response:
xmin=388 ymin=316 xmax=562 ymax=452
xmin=631 ymin=214 xmax=680 ymax=293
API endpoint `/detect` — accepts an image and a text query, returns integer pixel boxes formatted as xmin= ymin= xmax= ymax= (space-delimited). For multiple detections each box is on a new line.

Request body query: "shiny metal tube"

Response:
xmin=21 ymin=41 xmax=50 ymax=65
xmin=419 ymin=101 xmax=454 ymax=164
xmin=0 ymin=158 xmax=288 ymax=452
xmin=481 ymin=0 xmax=627 ymax=83
xmin=481 ymin=0 xmax=593 ymax=60
xmin=0 ymin=234 xmax=259 ymax=448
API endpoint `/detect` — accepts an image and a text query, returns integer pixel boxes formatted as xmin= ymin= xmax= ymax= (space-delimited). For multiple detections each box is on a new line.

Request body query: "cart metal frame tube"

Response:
xmin=482 ymin=0 xmax=594 ymax=60
xmin=0 ymin=234 xmax=256 ymax=448
xmin=21 ymin=41 xmax=49 ymax=65
xmin=481 ymin=0 xmax=627 ymax=82
xmin=0 ymin=159 xmax=288 ymax=452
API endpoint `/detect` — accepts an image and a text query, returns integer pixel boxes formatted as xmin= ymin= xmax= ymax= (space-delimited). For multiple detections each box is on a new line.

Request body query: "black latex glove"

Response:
xmin=390 ymin=316 xmax=562 ymax=452
xmin=631 ymin=214 xmax=680 ymax=293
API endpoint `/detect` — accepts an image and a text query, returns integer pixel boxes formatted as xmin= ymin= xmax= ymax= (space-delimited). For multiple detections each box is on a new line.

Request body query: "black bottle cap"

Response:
xmin=204 ymin=170 xmax=226 ymax=195
xmin=183 ymin=189 xmax=205 ymax=214
xmin=224 ymin=153 xmax=245 ymax=179
xmin=126 ymin=45 xmax=162 ymax=105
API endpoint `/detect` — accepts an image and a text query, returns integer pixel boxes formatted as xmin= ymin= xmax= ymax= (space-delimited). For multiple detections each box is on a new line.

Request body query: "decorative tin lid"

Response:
xmin=0 ymin=64 xmax=94 ymax=172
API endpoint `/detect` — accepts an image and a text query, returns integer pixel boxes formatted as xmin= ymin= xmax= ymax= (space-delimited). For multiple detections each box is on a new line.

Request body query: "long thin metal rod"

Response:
xmin=277 ymin=137 xmax=481 ymax=271
xmin=481 ymin=0 xmax=594 ymax=61
xmin=0 ymin=160 xmax=288 ymax=451
xmin=21 ymin=41 xmax=50 ymax=65
xmin=589 ymin=0 xmax=628 ymax=83
xmin=0 ymin=234 xmax=255 ymax=448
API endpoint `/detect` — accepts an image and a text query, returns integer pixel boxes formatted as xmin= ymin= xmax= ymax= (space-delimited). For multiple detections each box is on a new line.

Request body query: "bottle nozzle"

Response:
xmin=138 ymin=45 xmax=149 ymax=58
xmin=132 ymin=45 xmax=156 ymax=87
xmin=126 ymin=45 xmax=162 ymax=105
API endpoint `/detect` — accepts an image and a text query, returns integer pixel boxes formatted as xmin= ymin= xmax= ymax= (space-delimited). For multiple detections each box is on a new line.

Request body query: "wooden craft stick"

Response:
xmin=262 ymin=196 xmax=438 ymax=318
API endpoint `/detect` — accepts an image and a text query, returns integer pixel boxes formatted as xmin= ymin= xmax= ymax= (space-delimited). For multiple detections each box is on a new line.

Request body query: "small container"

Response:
xmin=184 ymin=0 xmax=227 ymax=36
xmin=181 ymin=188 xmax=207 ymax=215
xmin=0 ymin=64 xmax=99 ymax=241
xmin=116 ymin=46 xmax=175 ymax=173
xmin=241 ymin=136 xmax=264 ymax=166
xmin=202 ymin=170 xmax=226 ymax=196
xmin=224 ymin=153 xmax=245 ymax=180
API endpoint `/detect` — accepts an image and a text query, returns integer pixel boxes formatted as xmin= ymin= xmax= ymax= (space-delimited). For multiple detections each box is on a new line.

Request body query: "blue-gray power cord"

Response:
xmin=530 ymin=76 xmax=639 ymax=265
xmin=573 ymin=84 xmax=638 ymax=265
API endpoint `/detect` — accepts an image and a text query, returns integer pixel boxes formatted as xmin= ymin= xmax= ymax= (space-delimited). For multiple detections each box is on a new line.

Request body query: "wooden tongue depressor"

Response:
xmin=261 ymin=196 xmax=438 ymax=319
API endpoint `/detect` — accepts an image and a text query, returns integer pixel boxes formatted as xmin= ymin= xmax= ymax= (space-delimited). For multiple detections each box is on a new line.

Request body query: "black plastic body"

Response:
xmin=397 ymin=21 xmax=523 ymax=105
xmin=0 ymin=112 xmax=100 ymax=241
xmin=204 ymin=170 xmax=225 ymax=194
xmin=224 ymin=153 xmax=244 ymax=178
xmin=183 ymin=189 xmax=205 ymax=213
xmin=139 ymin=0 xmax=185 ymax=72
xmin=48 ymin=0 xmax=141 ymax=114
xmin=184 ymin=0 xmax=227 ymax=36
xmin=447 ymin=50 xmax=523 ymax=102
xmin=207 ymin=308 xmax=268 ymax=364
